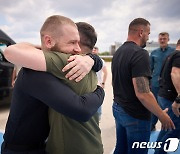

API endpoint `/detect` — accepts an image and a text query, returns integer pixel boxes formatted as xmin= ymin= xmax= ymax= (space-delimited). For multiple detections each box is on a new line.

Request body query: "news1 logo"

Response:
xmin=132 ymin=138 xmax=179 ymax=152
xmin=164 ymin=138 xmax=179 ymax=152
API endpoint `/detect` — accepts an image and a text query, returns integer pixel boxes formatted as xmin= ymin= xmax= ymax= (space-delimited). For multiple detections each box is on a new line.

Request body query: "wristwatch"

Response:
xmin=175 ymin=95 xmax=180 ymax=104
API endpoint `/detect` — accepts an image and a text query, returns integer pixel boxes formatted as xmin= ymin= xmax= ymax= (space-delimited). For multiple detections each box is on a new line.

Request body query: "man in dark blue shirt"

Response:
xmin=150 ymin=32 xmax=175 ymax=131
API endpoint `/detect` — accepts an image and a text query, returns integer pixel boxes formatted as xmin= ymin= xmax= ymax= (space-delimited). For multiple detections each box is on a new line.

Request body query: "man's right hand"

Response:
xmin=158 ymin=108 xmax=175 ymax=131
xmin=172 ymin=101 xmax=180 ymax=117
xmin=62 ymin=55 xmax=94 ymax=82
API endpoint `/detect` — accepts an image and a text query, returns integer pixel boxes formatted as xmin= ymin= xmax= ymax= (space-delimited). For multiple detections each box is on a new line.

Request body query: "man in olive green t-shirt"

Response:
xmin=44 ymin=22 xmax=103 ymax=154
xmin=44 ymin=52 xmax=103 ymax=154
xmin=4 ymin=17 xmax=103 ymax=153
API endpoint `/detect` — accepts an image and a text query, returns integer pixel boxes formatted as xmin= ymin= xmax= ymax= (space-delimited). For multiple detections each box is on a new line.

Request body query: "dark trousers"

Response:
xmin=1 ymin=142 xmax=46 ymax=154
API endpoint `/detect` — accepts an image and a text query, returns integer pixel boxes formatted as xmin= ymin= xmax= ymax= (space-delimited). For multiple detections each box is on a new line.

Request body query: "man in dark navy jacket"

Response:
xmin=1 ymin=15 xmax=104 ymax=154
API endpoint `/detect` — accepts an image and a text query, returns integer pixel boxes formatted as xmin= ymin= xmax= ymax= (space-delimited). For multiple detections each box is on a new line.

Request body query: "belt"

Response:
xmin=2 ymin=141 xmax=45 ymax=151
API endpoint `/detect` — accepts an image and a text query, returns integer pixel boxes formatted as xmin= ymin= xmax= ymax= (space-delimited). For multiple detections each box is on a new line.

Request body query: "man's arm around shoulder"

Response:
xmin=22 ymin=69 xmax=105 ymax=122
xmin=4 ymin=43 xmax=46 ymax=71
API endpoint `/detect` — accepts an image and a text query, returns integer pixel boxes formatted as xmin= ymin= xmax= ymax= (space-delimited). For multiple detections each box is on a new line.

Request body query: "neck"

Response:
xmin=41 ymin=44 xmax=50 ymax=52
xmin=81 ymin=46 xmax=91 ymax=54
xmin=176 ymin=46 xmax=180 ymax=51
xmin=160 ymin=45 xmax=168 ymax=50
xmin=127 ymin=35 xmax=141 ymax=46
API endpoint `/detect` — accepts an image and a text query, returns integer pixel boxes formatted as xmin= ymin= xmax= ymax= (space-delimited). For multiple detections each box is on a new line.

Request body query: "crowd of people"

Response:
xmin=1 ymin=15 xmax=180 ymax=154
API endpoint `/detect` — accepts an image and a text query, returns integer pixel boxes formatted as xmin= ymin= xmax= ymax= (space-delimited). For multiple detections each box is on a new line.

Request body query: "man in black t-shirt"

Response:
xmin=112 ymin=18 xmax=175 ymax=154
xmin=155 ymin=39 xmax=180 ymax=154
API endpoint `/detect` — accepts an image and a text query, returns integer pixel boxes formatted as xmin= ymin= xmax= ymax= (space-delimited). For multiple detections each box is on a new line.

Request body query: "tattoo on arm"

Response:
xmin=135 ymin=77 xmax=150 ymax=93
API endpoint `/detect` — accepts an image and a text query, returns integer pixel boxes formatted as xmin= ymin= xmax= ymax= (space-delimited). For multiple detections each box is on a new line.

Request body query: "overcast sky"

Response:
xmin=0 ymin=0 xmax=180 ymax=52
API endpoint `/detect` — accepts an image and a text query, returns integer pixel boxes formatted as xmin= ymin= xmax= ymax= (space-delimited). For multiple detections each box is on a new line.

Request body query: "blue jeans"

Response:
xmin=151 ymin=86 xmax=159 ymax=127
xmin=112 ymin=102 xmax=151 ymax=154
xmin=154 ymin=96 xmax=180 ymax=154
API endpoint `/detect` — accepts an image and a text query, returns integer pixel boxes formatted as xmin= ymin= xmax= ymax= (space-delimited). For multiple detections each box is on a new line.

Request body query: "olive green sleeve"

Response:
xmin=43 ymin=51 xmax=97 ymax=94
xmin=43 ymin=51 xmax=70 ymax=80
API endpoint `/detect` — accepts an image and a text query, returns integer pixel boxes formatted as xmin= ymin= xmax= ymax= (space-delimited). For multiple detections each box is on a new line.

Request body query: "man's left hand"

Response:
xmin=62 ymin=55 xmax=94 ymax=82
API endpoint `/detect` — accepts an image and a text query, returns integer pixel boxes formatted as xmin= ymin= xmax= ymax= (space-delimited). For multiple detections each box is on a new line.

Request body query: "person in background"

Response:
xmin=0 ymin=48 xmax=3 ymax=61
xmin=150 ymin=32 xmax=175 ymax=131
xmin=112 ymin=18 xmax=175 ymax=154
xmin=155 ymin=39 xmax=180 ymax=154
xmin=92 ymin=46 xmax=108 ymax=89
xmin=11 ymin=66 xmax=21 ymax=87
xmin=92 ymin=46 xmax=108 ymax=120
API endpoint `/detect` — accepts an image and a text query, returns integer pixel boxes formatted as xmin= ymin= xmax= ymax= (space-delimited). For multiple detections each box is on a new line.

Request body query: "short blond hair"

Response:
xmin=40 ymin=15 xmax=76 ymax=38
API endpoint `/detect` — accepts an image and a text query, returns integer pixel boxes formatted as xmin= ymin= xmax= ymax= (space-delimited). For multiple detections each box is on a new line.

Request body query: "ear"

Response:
xmin=43 ymin=35 xmax=55 ymax=49
xmin=139 ymin=29 xmax=144 ymax=37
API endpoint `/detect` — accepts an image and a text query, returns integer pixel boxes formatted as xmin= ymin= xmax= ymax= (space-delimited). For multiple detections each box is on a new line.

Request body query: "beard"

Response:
xmin=140 ymin=36 xmax=147 ymax=48
xmin=141 ymin=43 xmax=146 ymax=48
xmin=50 ymin=43 xmax=61 ymax=52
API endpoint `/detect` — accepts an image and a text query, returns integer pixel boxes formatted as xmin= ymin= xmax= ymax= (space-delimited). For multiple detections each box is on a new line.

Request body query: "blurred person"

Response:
xmin=92 ymin=46 xmax=108 ymax=120
xmin=112 ymin=18 xmax=175 ymax=154
xmin=11 ymin=65 xmax=21 ymax=87
xmin=155 ymin=39 xmax=180 ymax=154
xmin=150 ymin=32 xmax=175 ymax=131
xmin=92 ymin=46 xmax=108 ymax=89
xmin=0 ymin=48 xmax=3 ymax=61
xmin=1 ymin=15 xmax=104 ymax=154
